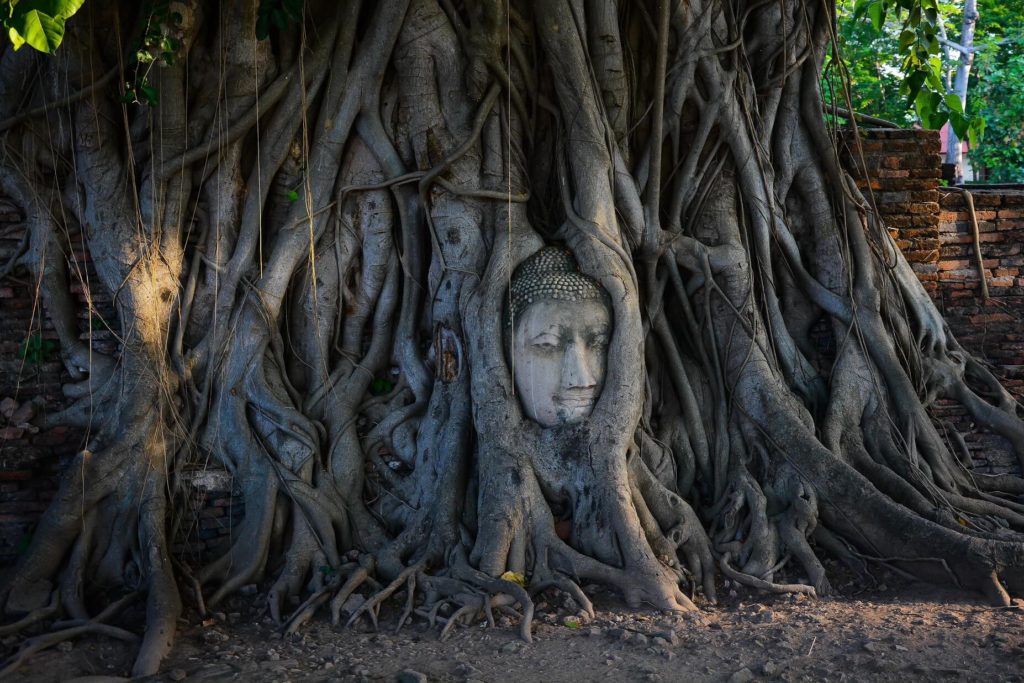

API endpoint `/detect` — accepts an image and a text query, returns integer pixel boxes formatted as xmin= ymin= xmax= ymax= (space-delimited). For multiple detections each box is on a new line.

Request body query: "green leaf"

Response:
xmin=140 ymin=83 xmax=158 ymax=105
xmin=255 ymin=14 xmax=271 ymax=40
xmin=867 ymin=1 xmax=886 ymax=32
xmin=967 ymin=116 xmax=985 ymax=148
xmin=852 ymin=0 xmax=872 ymax=19
xmin=903 ymin=70 xmax=927 ymax=104
xmin=943 ymin=93 xmax=964 ymax=114
xmin=286 ymin=189 xmax=299 ymax=202
xmin=17 ymin=333 xmax=57 ymax=364
xmin=914 ymin=90 xmax=947 ymax=129
xmin=369 ymin=378 xmax=394 ymax=396
xmin=898 ymin=29 xmax=915 ymax=52
xmin=7 ymin=10 xmax=67 ymax=53
xmin=908 ymin=4 xmax=921 ymax=27
xmin=948 ymin=111 xmax=969 ymax=139
xmin=4 ymin=0 xmax=86 ymax=53
xmin=8 ymin=27 xmax=26 ymax=50
xmin=16 ymin=533 xmax=32 ymax=555
xmin=18 ymin=0 xmax=87 ymax=20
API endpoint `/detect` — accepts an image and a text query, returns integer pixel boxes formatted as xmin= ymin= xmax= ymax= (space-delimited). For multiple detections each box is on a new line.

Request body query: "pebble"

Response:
xmin=57 ymin=641 xmax=74 ymax=653
xmin=342 ymin=594 xmax=366 ymax=614
xmin=728 ymin=667 xmax=755 ymax=683
xmin=396 ymin=670 xmax=427 ymax=683
xmin=169 ymin=670 xmax=188 ymax=681
xmin=455 ymin=662 xmax=480 ymax=677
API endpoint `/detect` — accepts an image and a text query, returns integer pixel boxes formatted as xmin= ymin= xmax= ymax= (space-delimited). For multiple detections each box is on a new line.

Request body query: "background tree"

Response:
xmin=2 ymin=0 xmax=1024 ymax=677
xmin=967 ymin=2 xmax=1024 ymax=181
xmin=828 ymin=0 xmax=913 ymax=124
xmin=830 ymin=0 xmax=1024 ymax=181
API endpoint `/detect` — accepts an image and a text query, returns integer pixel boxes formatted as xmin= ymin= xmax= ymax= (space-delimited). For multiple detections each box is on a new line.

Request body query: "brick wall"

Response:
xmin=844 ymin=129 xmax=1023 ymax=474
xmin=0 ymin=200 xmax=79 ymax=565
xmin=0 ymin=202 xmax=242 ymax=566
xmin=933 ymin=188 xmax=1024 ymax=472
xmin=842 ymin=128 xmax=943 ymax=294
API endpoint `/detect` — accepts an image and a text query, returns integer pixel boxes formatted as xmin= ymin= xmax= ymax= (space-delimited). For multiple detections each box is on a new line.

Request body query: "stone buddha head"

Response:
xmin=507 ymin=247 xmax=612 ymax=427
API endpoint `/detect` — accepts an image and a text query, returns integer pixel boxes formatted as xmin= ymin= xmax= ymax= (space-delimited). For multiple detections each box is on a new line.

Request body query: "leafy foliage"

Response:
xmin=122 ymin=1 xmax=183 ymax=106
xmin=829 ymin=0 xmax=983 ymax=142
xmin=828 ymin=0 xmax=915 ymax=125
xmin=255 ymin=0 xmax=303 ymax=41
xmin=17 ymin=333 xmax=57 ymax=364
xmin=967 ymin=8 xmax=1024 ymax=180
xmin=369 ymin=378 xmax=394 ymax=396
xmin=2 ymin=0 xmax=84 ymax=53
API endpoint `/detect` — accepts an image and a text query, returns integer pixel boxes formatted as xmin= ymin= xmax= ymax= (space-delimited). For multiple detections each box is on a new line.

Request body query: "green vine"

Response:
xmin=121 ymin=1 xmax=183 ymax=106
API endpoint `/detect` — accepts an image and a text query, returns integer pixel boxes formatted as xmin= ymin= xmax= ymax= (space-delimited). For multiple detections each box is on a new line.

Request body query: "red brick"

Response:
xmin=970 ymin=312 xmax=1015 ymax=324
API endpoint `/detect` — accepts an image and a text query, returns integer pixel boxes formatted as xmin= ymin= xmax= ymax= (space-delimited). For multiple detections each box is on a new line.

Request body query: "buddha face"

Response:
xmin=512 ymin=298 xmax=611 ymax=427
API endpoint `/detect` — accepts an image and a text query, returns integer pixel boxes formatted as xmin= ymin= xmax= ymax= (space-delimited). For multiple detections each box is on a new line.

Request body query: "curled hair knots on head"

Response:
xmin=506 ymin=246 xmax=608 ymax=328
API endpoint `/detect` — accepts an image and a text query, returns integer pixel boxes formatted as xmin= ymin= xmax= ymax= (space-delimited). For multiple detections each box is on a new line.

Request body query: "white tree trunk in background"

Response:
xmin=946 ymin=0 xmax=978 ymax=183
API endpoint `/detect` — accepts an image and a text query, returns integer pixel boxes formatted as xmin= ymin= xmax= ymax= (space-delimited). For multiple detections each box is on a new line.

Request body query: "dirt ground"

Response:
xmin=4 ymin=579 xmax=1024 ymax=683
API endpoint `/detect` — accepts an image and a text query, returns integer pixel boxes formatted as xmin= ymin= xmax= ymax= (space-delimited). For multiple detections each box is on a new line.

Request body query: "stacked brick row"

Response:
xmin=932 ymin=188 xmax=1024 ymax=473
xmin=840 ymin=129 xmax=1021 ymax=474
xmin=0 ymin=201 xmax=244 ymax=566
xmin=0 ymin=200 xmax=78 ymax=566
xmin=172 ymin=468 xmax=245 ymax=563
xmin=841 ymin=128 xmax=944 ymax=293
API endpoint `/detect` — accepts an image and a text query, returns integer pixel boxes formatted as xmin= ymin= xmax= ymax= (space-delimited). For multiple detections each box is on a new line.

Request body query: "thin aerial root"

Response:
xmin=0 ymin=623 xmax=140 ymax=678
xmin=719 ymin=553 xmax=817 ymax=597
xmin=330 ymin=565 xmax=371 ymax=625
xmin=346 ymin=562 xmax=425 ymax=630
xmin=483 ymin=594 xmax=496 ymax=628
xmin=427 ymin=600 xmax=446 ymax=627
xmin=394 ymin=572 xmax=418 ymax=634
xmin=440 ymin=600 xmax=480 ymax=641
xmin=981 ymin=570 xmax=1012 ymax=607
xmin=284 ymin=583 xmax=338 ymax=636
xmin=50 ymin=591 xmax=142 ymax=630
xmin=415 ymin=606 xmax=451 ymax=626
xmin=173 ymin=559 xmax=207 ymax=618
xmin=0 ymin=593 xmax=59 ymax=638
xmin=453 ymin=566 xmax=535 ymax=641
xmin=531 ymin=575 xmax=595 ymax=620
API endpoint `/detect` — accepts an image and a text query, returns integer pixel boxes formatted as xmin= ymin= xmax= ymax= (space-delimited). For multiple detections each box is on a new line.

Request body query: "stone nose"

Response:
xmin=562 ymin=341 xmax=597 ymax=390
